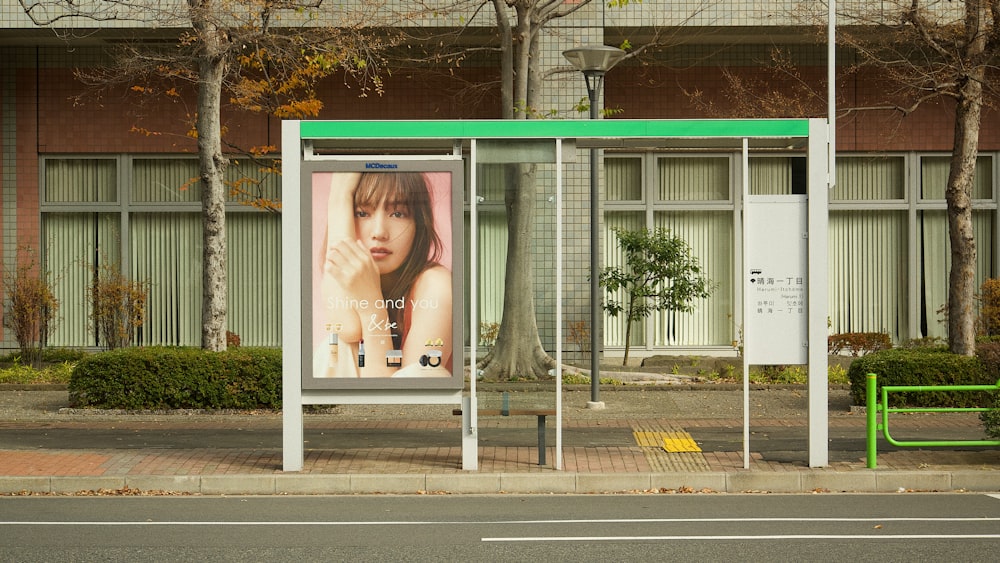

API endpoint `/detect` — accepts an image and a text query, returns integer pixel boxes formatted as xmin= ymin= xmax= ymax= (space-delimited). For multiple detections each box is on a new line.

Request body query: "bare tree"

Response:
xmin=412 ymin=0 xmax=709 ymax=380
xmin=687 ymin=1 xmax=1000 ymax=356
xmin=474 ymin=0 xmax=617 ymax=380
xmin=20 ymin=0 xmax=390 ymax=351
xmin=840 ymin=1 xmax=1000 ymax=355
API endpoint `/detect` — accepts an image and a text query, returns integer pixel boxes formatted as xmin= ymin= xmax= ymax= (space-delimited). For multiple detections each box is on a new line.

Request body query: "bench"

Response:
xmin=453 ymin=396 xmax=556 ymax=465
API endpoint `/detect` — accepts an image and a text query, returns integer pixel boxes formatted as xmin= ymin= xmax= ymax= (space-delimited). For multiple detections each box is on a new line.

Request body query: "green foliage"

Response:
xmin=749 ymin=365 xmax=806 ymax=384
xmin=0 ymin=346 xmax=87 ymax=366
xmin=829 ymin=363 xmax=849 ymax=384
xmin=899 ymin=336 xmax=946 ymax=349
xmin=847 ymin=347 xmax=996 ymax=408
xmin=2 ymin=248 xmax=59 ymax=368
xmin=0 ymin=347 xmax=85 ymax=384
xmin=601 ymin=228 xmax=713 ymax=318
xmin=561 ymin=371 xmax=623 ymax=386
xmin=600 ymin=228 xmax=713 ymax=365
xmin=0 ymin=360 xmax=75 ymax=385
xmin=89 ymin=254 xmax=148 ymax=350
xmin=828 ymin=332 xmax=892 ymax=356
xmin=743 ymin=364 xmax=846 ymax=385
xmin=974 ymin=342 xmax=1000 ymax=438
xmin=68 ymin=347 xmax=281 ymax=410
xmin=982 ymin=394 xmax=1000 ymax=439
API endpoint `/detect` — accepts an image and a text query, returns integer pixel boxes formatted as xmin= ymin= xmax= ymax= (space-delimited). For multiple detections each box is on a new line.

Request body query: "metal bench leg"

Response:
xmin=537 ymin=415 xmax=546 ymax=466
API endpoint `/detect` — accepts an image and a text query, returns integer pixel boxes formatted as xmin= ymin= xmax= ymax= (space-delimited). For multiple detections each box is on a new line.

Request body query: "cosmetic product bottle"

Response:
xmin=358 ymin=339 xmax=365 ymax=368
xmin=328 ymin=332 xmax=338 ymax=373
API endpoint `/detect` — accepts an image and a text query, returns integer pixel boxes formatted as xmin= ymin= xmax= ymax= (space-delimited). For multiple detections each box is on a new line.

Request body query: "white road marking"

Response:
xmin=482 ymin=534 xmax=1000 ymax=542
xmin=2 ymin=516 xmax=999 ymax=526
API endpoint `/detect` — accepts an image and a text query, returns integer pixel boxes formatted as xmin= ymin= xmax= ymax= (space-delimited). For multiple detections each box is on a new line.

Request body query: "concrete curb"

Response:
xmin=3 ymin=471 xmax=998 ymax=496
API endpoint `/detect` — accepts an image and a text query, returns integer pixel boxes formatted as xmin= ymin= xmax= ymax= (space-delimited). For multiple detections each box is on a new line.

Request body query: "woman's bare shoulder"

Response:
xmin=412 ymin=265 xmax=452 ymax=292
xmin=419 ymin=264 xmax=451 ymax=281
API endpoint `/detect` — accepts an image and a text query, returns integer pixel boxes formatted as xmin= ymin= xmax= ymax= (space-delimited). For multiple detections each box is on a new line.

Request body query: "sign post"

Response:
xmin=741 ymin=119 xmax=830 ymax=468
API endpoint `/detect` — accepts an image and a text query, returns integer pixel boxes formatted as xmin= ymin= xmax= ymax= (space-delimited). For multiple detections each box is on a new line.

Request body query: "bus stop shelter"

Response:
xmin=281 ymin=118 xmax=832 ymax=471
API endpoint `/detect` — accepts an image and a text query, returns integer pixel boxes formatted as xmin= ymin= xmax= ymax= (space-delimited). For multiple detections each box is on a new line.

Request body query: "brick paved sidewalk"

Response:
xmin=1 ymin=414 xmax=996 ymax=478
xmin=1 ymin=387 xmax=997 ymax=494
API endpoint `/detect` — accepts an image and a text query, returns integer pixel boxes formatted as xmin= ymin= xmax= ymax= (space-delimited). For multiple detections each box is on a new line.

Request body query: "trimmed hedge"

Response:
xmin=848 ymin=347 xmax=999 ymax=408
xmin=68 ymin=347 xmax=281 ymax=409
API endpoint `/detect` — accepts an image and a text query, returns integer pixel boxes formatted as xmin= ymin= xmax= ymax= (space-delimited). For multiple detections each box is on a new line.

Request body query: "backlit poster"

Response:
xmin=300 ymin=159 xmax=463 ymax=389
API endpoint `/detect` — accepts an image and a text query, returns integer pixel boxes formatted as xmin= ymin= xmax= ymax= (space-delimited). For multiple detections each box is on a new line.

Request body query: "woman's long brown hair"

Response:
xmin=354 ymin=172 xmax=443 ymax=346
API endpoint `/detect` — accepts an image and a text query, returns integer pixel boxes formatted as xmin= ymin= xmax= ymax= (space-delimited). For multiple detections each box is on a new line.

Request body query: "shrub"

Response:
xmin=567 ymin=320 xmax=590 ymax=353
xmin=828 ymin=332 xmax=891 ymax=356
xmin=68 ymin=347 xmax=281 ymax=410
xmin=0 ymin=360 xmax=75 ymax=385
xmin=978 ymin=341 xmax=1000 ymax=438
xmin=479 ymin=321 xmax=500 ymax=349
xmin=89 ymin=255 xmax=148 ymax=350
xmin=983 ymin=396 xmax=1000 ymax=440
xmin=0 ymin=347 xmax=87 ymax=366
xmin=978 ymin=278 xmax=1000 ymax=338
xmin=847 ymin=347 xmax=995 ymax=408
xmin=2 ymin=248 xmax=59 ymax=368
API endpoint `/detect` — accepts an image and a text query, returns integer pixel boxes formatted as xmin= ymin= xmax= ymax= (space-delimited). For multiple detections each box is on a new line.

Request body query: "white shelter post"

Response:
xmin=555 ymin=138 xmax=564 ymax=470
xmin=464 ymin=139 xmax=480 ymax=471
xmin=828 ymin=0 xmax=837 ymax=190
xmin=741 ymin=138 xmax=751 ymax=470
xmin=808 ymin=119 xmax=830 ymax=467
xmin=281 ymin=120 xmax=304 ymax=472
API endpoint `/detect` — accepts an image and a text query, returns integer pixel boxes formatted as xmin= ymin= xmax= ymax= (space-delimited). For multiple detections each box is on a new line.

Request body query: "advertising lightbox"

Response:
xmin=299 ymin=159 xmax=464 ymax=390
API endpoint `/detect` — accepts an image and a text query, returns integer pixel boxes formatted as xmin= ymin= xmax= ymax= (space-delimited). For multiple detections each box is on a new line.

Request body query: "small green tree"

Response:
xmin=599 ymin=228 xmax=713 ymax=366
xmin=2 ymin=247 xmax=59 ymax=368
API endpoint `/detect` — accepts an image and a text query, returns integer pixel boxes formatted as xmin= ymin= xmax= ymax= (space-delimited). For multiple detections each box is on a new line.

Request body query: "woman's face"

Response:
xmin=355 ymin=197 xmax=416 ymax=275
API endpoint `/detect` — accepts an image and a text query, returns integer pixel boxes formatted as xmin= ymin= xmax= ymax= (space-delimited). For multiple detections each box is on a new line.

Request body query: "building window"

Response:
xmin=606 ymin=151 xmax=998 ymax=352
xmin=916 ymin=155 xmax=995 ymax=339
xmin=41 ymin=156 xmax=281 ymax=348
xmin=828 ymin=156 xmax=908 ymax=342
xmin=604 ymin=154 xmax=735 ymax=351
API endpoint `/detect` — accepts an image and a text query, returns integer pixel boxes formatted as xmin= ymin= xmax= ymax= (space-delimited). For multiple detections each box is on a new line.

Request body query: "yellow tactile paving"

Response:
xmin=633 ymin=430 xmax=701 ymax=452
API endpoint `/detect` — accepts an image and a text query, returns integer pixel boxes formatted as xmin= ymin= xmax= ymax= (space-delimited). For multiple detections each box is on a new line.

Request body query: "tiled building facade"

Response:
xmin=2 ymin=2 xmax=998 ymax=359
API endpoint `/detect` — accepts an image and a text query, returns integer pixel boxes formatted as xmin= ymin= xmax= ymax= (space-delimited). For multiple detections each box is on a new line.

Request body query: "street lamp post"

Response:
xmin=563 ymin=45 xmax=625 ymax=409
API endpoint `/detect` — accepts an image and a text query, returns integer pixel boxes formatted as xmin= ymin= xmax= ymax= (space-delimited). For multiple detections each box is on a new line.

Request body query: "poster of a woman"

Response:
xmin=310 ymin=169 xmax=454 ymax=380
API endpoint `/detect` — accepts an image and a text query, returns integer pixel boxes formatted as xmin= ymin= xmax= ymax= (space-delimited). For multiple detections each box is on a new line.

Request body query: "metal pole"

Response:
xmin=866 ymin=373 xmax=877 ymax=469
xmin=562 ymin=46 xmax=624 ymax=409
xmin=828 ymin=0 xmax=837 ymax=190
xmin=587 ymin=73 xmax=605 ymax=409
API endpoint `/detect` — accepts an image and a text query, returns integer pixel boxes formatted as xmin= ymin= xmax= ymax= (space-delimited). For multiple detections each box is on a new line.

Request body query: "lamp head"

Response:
xmin=562 ymin=45 xmax=626 ymax=75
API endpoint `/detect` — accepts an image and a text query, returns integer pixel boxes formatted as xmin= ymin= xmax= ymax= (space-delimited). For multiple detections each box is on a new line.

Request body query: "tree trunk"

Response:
xmin=479 ymin=163 xmax=555 ymax=379
xmin=192 ymin=4 xmax=228 ymax=352
xmin=477 ymin=1 xmax=555 ymax=379
xmin=946 ymin=73 xmax=984 ymax=356
xmin=622 ymin=312 xmax=634 ymax=367
xmin=945 ymin=0 xmax=988 ymax=357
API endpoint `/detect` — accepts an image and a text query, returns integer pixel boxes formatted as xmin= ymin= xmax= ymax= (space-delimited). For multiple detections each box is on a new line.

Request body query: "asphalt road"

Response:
xmin=2 ymin=494 xmax=999 ymax=562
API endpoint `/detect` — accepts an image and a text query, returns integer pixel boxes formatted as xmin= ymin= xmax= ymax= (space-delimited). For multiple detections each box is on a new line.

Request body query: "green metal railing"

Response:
xmin=865 ymin=373 xmax=1000 ymax=468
